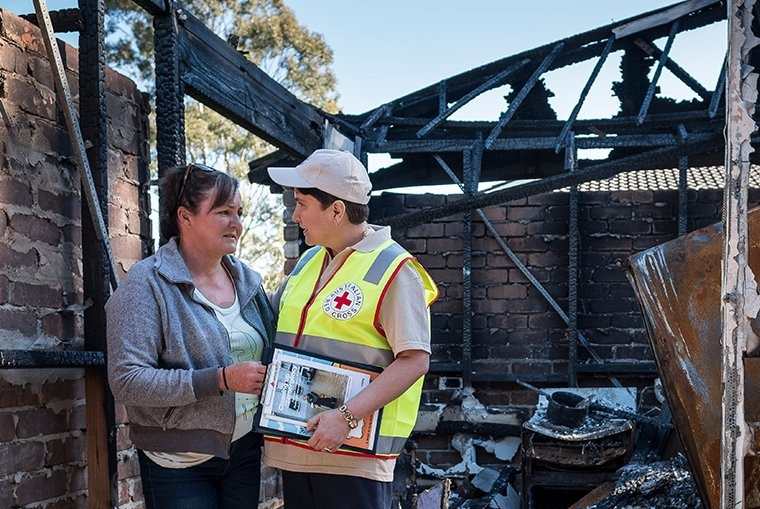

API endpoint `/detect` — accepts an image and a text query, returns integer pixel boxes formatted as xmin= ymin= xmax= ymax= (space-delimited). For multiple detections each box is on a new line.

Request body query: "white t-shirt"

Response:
xmin=145 ymin=290 xmax=265 ymax=468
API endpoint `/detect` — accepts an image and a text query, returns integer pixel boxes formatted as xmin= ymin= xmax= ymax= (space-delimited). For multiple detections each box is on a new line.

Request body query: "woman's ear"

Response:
xmin=177 ymin=206 xmax=192 ymax=227
xmin=332 ymin=200 xmax=346 ymax=224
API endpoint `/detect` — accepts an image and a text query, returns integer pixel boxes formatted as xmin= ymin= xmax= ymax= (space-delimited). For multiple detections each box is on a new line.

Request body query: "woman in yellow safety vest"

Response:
xmin=265 ymin=149 xmax=438 ymax=509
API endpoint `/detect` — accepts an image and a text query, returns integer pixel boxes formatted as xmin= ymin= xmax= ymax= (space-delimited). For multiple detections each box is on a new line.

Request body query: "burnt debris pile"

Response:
xmin=578 ymin=454 xmax=702 ymax=509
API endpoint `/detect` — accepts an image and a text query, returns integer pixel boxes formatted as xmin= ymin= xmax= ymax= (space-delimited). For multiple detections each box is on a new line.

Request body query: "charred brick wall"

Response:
xmin=0 ymin=9 xmax=150 ymax=508
xmin=370 ymin=185 xmax=760 ymax=472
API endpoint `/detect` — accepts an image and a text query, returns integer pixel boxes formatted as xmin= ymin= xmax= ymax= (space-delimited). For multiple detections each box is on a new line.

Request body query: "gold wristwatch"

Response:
xmin=338 ymin=404 xmax=358 ymax=429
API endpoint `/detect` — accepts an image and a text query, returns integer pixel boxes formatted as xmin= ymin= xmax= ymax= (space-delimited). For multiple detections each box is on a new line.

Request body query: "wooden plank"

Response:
xmin=85 ymin=369 xmax=113 ymax=509
xmin=720 ymin=0 xmax=754 ymax=505
xmin=613 ymin=0 xmax=720 ymax=39
xmin=176 ymin=11 xmax=324 ymax=157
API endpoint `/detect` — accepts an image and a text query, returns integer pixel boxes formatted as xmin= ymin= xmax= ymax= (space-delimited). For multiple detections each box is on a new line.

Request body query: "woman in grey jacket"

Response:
xmin=107 ymin=163 xmax=276 ymax=509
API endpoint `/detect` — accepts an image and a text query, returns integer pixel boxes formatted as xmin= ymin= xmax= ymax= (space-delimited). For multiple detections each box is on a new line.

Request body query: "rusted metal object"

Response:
xmin=627 ymin=207 xmax=760 ymax=509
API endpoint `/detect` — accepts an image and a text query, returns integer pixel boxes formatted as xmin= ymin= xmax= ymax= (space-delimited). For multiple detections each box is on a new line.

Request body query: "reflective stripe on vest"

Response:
xmin=276 ymin=239 xmax=437 ymax=457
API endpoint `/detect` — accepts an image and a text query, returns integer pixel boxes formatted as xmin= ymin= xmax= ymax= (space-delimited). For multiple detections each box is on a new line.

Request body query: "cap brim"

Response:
xmin=267 ymin=167 xmax=315 ymax=189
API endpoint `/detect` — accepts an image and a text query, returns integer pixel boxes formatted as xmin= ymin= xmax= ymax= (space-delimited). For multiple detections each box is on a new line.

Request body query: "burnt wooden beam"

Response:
xmin=0 ymin=350 xmax=105 ymax=368
xmin=20 ymin=8 xmax=83 ymax=32
xmin=176 ymin=8 xmax=325 ymax=158
xmin=130 ymin=0 xmax=168 ymax=16
xmin=369 ymin=132 xmax=719 ymax=156
xmin=376 ymin=134 xmax=724 ymax=229
xmin=154 ymin=3 xmax=185 ymax=181
xmin=361 ymin=110 xmax=724 ymax=148
xmin=79 ymin=0 xmax=118 ymax=506
xmin=369 ymin=152 xmax=565 ymax=191
xmin=634 ymin=38 xmax=711 ymax=101
xmin=247 ymin=149 xmax=300 ymax=187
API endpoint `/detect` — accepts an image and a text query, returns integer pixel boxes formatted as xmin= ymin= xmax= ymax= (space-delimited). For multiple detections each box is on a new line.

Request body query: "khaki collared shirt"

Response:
xmin=265 ymin=224 xmax=431 ymax=481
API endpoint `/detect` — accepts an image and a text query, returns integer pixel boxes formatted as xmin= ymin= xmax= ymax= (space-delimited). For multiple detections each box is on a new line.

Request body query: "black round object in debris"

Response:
xmin=546 ymin=391 xmax=589 ymax=427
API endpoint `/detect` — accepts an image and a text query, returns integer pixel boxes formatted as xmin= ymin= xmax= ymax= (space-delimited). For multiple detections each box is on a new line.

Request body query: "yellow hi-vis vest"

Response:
xmin=275 ymin=238 xmax=438 ymax=457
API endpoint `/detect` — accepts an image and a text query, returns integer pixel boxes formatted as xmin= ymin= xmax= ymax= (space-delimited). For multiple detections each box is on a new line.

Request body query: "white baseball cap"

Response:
xmin=267 ymin=149 xmax=372 ymax=205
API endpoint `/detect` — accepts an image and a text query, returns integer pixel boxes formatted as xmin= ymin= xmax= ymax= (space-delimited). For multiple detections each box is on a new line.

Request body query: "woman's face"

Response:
xmin=292 ymin=190 xmax=335 ymax=247
xmin=183 ymin=189 xmax=243 ymax=257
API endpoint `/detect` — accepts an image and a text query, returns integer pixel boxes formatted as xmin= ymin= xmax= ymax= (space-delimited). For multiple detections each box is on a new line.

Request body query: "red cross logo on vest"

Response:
xmin=333 ymin=291 xmax=352 ymax=309
xmin=323 ymin=282 xmax=363 ymax=321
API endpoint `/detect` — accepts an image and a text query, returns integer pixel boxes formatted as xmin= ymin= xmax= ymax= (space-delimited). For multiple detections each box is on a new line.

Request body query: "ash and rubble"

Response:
xmin=402 ymin=386 xmax=696 ymax=508
xmin=577 ymin=454 xmax=702 ymax=509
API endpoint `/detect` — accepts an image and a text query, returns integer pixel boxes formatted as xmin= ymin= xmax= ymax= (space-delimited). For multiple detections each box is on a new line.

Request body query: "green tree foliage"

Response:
xmin=105 ymin=0 xmax=339 ymax=289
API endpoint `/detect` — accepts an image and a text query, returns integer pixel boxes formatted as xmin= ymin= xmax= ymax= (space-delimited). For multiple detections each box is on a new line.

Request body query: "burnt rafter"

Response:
xmin=375 ymin=133 xmax=725 ymax=229
xmin=315 ymin=0 xmax=728 ymax=192
xmin=174 ymin=8 xmax=324 ymax=158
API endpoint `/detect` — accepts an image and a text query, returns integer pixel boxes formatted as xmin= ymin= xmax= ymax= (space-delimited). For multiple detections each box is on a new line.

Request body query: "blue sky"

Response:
xmin=283 ymin=1 xmax=726 ymax=120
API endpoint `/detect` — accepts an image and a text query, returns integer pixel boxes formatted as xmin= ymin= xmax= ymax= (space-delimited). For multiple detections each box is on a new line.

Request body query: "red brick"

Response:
xmin=0 ymin=307 xmax=37 ymax=335
xmin=427 ymin=238 xmax=462 ymax=253
xmin=0 ymin=275 xmax=7 ymax=304
xmin=0 ymin=178 xmax=33 ymax=208
xmin=39 ymin=375 xmax=84 ymax=404
xmin=46 ymin=436 xmax=86 ymax=466
xmin=41 ymin=313 xmax=82 ymax=341
xmin=4 ymin=74 xmax=58 ymax=122
xmin=38 ymin=188 xmax=81 ymax=219
xmin=0 ymin=34 xmax=26 ymax=73
xmin=16 ymin=407 xmax=67 ymax=438
xmin=0 ymin=441 xmax=45 ymax=476
xmin=69 ymin=403 xmax=86 ymax=430
xmin=117 ymin=452 xmax=141 ymax=479
xmin=0 ymin=477 xmax=12 ymax=509
xmin=0 ymin=243 xmax=37 ymax=269
xmin=0 ymin=379 xmax=38 ymax=407
xmin=0 ymin=413 xmax=15 ymax=441
xmin=110 ymin=233 xmax=144 ymax=262
xmin=15 ymin=467 xmax=69 ymax=506
xmin=1 ymin=11 xmax=46 ymax=54
xmin=12 ymin=281 xmax=62 ymax=308
xmin=9 ymin=212 xmax=60 ymax=245
xmin=406 ymin=223 xmax=444 ymax=238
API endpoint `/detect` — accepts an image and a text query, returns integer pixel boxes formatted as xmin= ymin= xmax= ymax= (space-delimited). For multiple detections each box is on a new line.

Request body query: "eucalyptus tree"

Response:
xmin=105 ymin=0 xmax=339 ymax=288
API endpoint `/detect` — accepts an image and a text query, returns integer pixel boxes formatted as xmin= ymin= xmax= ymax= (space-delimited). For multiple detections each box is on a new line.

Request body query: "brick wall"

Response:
xmin=0 ymin=9 xmax=149 ymax=508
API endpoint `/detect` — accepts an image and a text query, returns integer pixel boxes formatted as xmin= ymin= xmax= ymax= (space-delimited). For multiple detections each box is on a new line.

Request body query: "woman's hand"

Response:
xmin=221 ymin=361 xmax=267 ymax=395
xmin=305 ymin=409 xmax=351 ymax=453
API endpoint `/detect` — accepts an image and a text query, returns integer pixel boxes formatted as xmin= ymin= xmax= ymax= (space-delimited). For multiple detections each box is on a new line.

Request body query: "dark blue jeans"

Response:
xmin=138 ymin=431 xmax=263 ymax=509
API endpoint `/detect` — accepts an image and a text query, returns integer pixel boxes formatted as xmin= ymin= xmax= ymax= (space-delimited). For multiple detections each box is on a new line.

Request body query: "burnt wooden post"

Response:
xmin=461 ymin=146 xmax=477 ymax=387
xmin=565 ymin=132 xmax=579 ymax=387
xmin=154 ymin=3 xmax=186 ymax=246
xmin=721 ymin=0 xmax=757 ymax=506
xmin=79 ymin=0 xmax=118 ymax=506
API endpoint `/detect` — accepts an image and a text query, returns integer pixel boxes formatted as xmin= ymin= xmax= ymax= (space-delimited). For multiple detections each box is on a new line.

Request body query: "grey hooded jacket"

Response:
xmin=106 ymin=238 xmax=276 ymax=458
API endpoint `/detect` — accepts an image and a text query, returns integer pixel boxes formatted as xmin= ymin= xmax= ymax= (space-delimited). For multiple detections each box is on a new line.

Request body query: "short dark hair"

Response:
xmin=297 ymin=187 xmax=369 ymax=225
xmin=159 ymin=163 xmax=239 ymax=241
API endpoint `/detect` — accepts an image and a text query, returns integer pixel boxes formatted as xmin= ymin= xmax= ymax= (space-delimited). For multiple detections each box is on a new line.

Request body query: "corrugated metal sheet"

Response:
xmin=627 ymin=207 xmax=760 ymax=509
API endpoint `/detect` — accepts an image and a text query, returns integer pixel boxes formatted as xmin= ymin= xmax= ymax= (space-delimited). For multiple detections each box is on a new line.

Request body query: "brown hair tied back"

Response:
xmin=158 ymin=163 xmax=239 ymax=242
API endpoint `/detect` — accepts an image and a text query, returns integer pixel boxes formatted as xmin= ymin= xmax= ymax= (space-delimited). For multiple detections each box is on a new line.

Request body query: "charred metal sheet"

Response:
xmin=626 ymin=206 xmax=760 ymax=509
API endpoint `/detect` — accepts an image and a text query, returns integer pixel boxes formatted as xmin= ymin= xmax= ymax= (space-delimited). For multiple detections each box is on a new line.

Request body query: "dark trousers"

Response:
xmin=282 ymin=470 xmax=392 ymax=509
xmin=138 ymin=431 xmax=263 ymax=509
